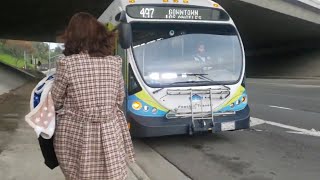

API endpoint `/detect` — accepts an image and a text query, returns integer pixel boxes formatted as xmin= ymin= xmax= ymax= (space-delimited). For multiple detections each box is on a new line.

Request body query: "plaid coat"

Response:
xmin=51 ymin=53 xmax=135 ymax=180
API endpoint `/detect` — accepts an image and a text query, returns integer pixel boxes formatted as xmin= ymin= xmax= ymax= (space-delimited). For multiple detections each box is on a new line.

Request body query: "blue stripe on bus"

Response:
xmin=127 ymin=95 xmax=167 ymax=117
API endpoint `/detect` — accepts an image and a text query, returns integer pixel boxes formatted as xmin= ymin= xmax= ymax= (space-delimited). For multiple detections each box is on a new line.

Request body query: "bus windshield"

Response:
xmin=132 ymin=23 xmax=243 ymax=88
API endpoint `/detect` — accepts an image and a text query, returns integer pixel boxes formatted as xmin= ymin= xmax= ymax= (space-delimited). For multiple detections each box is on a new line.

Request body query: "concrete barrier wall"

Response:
xmin=0 ymin=61 xmax=44 ymax=80
xmin=246 ymin=48 xmax=320 ymax=79
xmin=0 ymin=62 xmax=30 ymax=95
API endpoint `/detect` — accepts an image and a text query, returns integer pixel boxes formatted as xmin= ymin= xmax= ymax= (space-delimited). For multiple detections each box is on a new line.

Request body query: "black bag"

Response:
xmin=38 ymin=135 xmax=59 ymax=169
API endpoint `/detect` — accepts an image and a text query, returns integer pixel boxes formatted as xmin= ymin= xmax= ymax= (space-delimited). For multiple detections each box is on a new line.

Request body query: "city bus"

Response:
xmin=98 ymin=0 xmax=250 ymax=137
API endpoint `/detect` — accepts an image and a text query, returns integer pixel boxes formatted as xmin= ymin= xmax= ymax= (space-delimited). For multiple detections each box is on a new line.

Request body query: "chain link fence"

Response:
xmin=39 ymin=54 xmax=64 ymax=76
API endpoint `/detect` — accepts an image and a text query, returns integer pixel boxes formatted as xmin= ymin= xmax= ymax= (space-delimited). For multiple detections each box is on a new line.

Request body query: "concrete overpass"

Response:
xmin=214 ymin=0 xmax=320 ymax=50
xmin=1 ymin=0 xmax=319 ymax=49
xmin=0 ymin=0 xmax=319 ymax=77
xmin=0 ymin=0 xmax=112 ymax=42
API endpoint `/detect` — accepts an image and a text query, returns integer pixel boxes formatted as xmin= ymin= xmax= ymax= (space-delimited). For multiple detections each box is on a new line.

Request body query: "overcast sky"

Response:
xmin=47 ymin=42 xmax=64 ymax=50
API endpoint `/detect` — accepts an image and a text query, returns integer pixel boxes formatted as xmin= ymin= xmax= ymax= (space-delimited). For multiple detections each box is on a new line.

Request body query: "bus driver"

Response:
xmin=193 ymin=43 xmax=213 ymax=71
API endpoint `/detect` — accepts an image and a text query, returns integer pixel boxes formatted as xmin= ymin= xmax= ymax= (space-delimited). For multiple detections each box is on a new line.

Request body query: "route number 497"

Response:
xmin=140 ymin=8 xmax=155 ymax=18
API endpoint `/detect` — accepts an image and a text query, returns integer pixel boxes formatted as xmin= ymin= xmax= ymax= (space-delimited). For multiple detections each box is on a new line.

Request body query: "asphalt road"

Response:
xmin=0 ymin=64 xmax=30 ymax=154
xmin=0 ymin=64 xmax=28 ymax=95
xmin=142 ymin=78 xmax=320 ymax=180
xmin=1 ymin=64 xmax=320 ymax=180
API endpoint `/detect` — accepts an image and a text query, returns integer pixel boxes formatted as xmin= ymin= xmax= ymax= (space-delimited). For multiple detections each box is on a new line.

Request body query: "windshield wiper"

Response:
xmin=183 ymin=73 xmax=212 ymax=82
xmin=152 ymin=74 xmax=231 ymax=94
xmin=152 ymin=81 xmax=208 ymax=94
xmin=183 ymin=73 xmax=230 ymax=90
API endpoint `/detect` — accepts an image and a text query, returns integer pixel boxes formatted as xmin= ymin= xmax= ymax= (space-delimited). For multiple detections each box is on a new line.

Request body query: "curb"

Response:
xmin=247 ymin=75 xmax=320 ymax=80
xmin=133 ymin=140 xmax=191 ymax=180
xmin=128 ymin=162 xmax=151 ymax=180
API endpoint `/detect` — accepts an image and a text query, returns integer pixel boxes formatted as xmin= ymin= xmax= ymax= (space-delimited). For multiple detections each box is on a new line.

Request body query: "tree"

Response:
xmin=32 ymin=42 xmax=49 ymax=64
xmin=0 ymin=39 xmax=6 ymax=52
xmin=4 ymin=40 xmax=35 ymax=67
xmin=0 ymin=39 xmax=6 ymax=46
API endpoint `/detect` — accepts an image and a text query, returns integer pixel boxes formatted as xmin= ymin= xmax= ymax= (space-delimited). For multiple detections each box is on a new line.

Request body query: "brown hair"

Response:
xmin=60 ymin=12 xmax=115 ymax=57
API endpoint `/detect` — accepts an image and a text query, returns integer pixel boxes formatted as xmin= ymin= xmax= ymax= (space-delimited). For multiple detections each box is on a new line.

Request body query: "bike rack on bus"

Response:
xmin=166 ymin=87 xmax=231 ymax=134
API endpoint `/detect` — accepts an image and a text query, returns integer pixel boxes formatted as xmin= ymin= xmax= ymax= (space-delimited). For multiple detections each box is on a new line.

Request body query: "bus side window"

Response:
xmin=128 ymin=65 xmax=142 ymax=96
xmin=116 ymin=42 xmax=128 ymax=81
xmin=117 ymin=43 xmax=126 ymax=60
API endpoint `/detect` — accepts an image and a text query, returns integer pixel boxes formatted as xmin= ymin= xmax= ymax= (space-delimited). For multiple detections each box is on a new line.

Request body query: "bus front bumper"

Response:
xmin=128 ymin=105 xmax=250 ymax=138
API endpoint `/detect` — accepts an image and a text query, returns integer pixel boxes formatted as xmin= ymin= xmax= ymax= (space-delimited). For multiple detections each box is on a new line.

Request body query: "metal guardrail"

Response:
xmin=39 ymin=54 xmax=64 ymax=75
xmin=298 ymin=0 xmax=320 ymax=9
xmin=286 ymin=0 xmax=320 ymax=13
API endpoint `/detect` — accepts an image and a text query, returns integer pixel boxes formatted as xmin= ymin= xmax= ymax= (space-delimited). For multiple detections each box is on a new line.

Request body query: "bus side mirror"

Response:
xmin=118 ymin=23 xmax=132 ymax=49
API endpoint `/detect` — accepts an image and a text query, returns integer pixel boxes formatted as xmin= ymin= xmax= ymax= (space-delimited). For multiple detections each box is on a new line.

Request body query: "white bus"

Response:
xmin=98 ymin=0 xmax=250 ymax=137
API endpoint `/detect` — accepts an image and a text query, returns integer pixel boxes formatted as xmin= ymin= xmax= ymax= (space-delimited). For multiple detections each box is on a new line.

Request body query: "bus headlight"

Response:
xmin=152 ymin=107 xmax=158 ymax=114
xmin=132 ymin=101 xmax=142 ymax=110
xmin=235 ymin=100 xmax=240 ymax=105
xmin=230 ymin=103 xmax=235 ymax=108
xmin=144 ymin=106 xmax=149 ymax=112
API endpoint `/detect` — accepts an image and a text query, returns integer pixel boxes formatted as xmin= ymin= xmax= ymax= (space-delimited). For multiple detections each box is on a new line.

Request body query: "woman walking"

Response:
xmin=51 ymin=12 xmax=135 ymax=180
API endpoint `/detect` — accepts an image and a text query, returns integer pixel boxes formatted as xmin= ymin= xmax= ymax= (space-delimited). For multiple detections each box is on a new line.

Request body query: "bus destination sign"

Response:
xmin=126 ymin=5 xmax=227 ymax=21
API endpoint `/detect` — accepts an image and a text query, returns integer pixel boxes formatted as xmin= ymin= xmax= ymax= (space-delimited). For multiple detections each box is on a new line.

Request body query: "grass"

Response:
xmin=0 ymin=53 xmax=34 ymax=69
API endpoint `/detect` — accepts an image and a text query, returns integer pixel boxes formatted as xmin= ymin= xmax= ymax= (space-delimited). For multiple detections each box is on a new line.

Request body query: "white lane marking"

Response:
xmin=269 ymin=105 xmax=293 ymax=110
xmin=250 ymin=117 xmax=320 ymax=137
xmin=286 ymin=131 xmax=320 ymax=137
xmin=250 ymin=117 xmax=265 ymax=127
xmin=246 ymin=82 xmax=320 ymax=88
xmin=254 ymin=129 xmax=263 ymax=132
